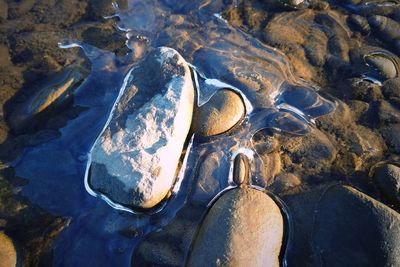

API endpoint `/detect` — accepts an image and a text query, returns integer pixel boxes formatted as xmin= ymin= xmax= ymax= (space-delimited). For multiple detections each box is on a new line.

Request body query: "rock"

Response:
xmin=0 ymin=44 xmax=11 ymax=67
xmin=0 ymin=0 xmax=7 ymax=20
xmin=88 ymin=0 xmax=128 ymax=20
xmin=350 ymin=79 xmax=383 ymax=102
xmin=270 ymin=173 xmax=301 ymax=194
xmin=364 ymin=53 xmax=398 ymax=79
xmin=283 ymin=184 xmax=400 ymax=266
xmin=376 ymin=100 xmax=400 ymax=124
xmin=278 ymin=129 xmax=337 ymax=175
xmin=0 ymin=232 xmax=17 ymax=267
xmin=132 ymin=203 xmax=205 ymax=266
xmin=8 ymin=0 xmax=34 ymax=19
xmin=190 ymin=151 xmax=229 ymax=204
xmin=90 ymin=47 xmax=195 ymax=209
xmin=368 ymin=15 xmax=400 ymax=53
xmin=350 ymin=47 xmax=399 ymax=82
xmin=347 ymin=125 xmax=386 ymax=163
xmin=6 ymin=67 xmax=87 ymax=134
xmin=187 ymin=188 xmax=284 ymax=267
xmin=193 ymin=89 xmax=245 ymax=137
xmin=348 ymin=14 xmax=370 ymax=35
xmin=233 ymin=153 xmax=249 ymax=186
xmin=382 ymin=77 xmax=400 ymax=99
xmin=373 ymin=163 xmax=400 ymax=204
xmin=381 ymin=124 xmax=400 ymax=153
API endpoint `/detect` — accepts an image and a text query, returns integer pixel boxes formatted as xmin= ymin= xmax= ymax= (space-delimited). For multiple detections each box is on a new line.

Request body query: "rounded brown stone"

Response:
xmin=193 ymin=89 xmax=245 ymax=137
xmin=187 ymin=188 xmax=284 ymax=267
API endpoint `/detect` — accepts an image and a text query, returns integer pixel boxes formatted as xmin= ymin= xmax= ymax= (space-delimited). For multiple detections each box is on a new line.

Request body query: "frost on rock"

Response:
xmin=89 ymin=47 xmax=195 ymax=209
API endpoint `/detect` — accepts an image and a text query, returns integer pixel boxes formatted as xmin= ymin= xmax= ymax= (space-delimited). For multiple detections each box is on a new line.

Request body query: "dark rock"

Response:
xmin=187 ymin=188 xmax=284 ymax=267
xmin=368 ymin=15 xmax=400 ymax=54
xmin=381 ymin=124 xmax=400 ymax=153
xmin=192 ymin=89 xmax=245 ymax=137
xmin=283 ymin=184 xmax=400 ymax=266
xmin=348 ymin=14 xmax=370 ymax=35
xmin=6 ymin=67 xmax=88 ymax=134
xmin=132 ymin=203 xmax=205 ymax=266
xmin=270 ymin=173 xmax=301 ymax=194
xmin=350 ymin=47 xmax=399 ymax=81
xmin=190 ymin=151 xmax=229 ymax=204
xmin=364 ymin=53 xmax=398 ymax=79
xmin=382 ymin=77 xmax=400 ymax=99
xmin=0 ymin=0 xmax=7 ymax=21
xmin=0 ymin=44 xmax=11 ymax=67
xmin=8 ymin=0 xmax=35 ymax=19
xmin=88 ymin=0 xmax=128 ymax=21
xmin=373 ymin=163 xmax=400 ymax=204
xmin=350 ymin=79 xmax=384 ymax=102
xmin=377 ymin=100 xmax=400 ymax=124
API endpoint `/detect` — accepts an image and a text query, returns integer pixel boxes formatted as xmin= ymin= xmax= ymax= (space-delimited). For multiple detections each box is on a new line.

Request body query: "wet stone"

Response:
xmin=6 ymin=67 xmax=88 ymax=134
xmin=382 ymin=77 xmax=400 ymax=99
xmin=89 ymin=47 xmax=195 ymax=209
xmin=233 ymin=153 xmax=249 ymax=186
xmin=368 ymin=15 xmax=400 ymax=54
xmin=193 ymin=89 xmax=245 ymax=137
xmin=364 ymin=53 xmax=398 ymax=80
xmin=350 ymin=79 xmax=383 ymax=102
xmin=0 ymin=232 xmax=17 ymax=267
xmin=348 ymin=14 xmax=370 ymax=35
xmin=283 ymin=184 xmax=400 ymax=266
xmin=187 ymin=188 xmax=284 ymax=267
xmin=373 ymin=163 xmax=400 ymax=204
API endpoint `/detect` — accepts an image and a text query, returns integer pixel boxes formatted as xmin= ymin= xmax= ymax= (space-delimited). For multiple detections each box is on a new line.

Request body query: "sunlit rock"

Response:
xmin=89 ymin=47 xmax=194 ymax=209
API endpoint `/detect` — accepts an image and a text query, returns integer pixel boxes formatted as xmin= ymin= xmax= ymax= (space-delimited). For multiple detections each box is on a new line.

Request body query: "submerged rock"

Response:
xmin=283 ymin=184 xmax=400 ymax=266
xmin=364 ymin=53 xmax=398 ymax=79
xmin=0 ymin=232 xmax=17 ymax=267
xmin=368 ymin=15 xmax=400 ymax=53
xmin=373 ymin=163 xmax=400 ymax=204
xmin=89 ymin=47 xmax=194 ymax=209
xmin=193 ymin=89 xmax=245 ymax=137
xmin=6 ymin=67 xmax=87 ymax=133
xmin=187 ymin=188 xmax=284 ymax=267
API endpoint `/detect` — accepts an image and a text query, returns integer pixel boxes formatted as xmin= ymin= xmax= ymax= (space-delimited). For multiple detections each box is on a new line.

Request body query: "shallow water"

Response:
xmin=11 ymin=0 xmax=336 ymax=265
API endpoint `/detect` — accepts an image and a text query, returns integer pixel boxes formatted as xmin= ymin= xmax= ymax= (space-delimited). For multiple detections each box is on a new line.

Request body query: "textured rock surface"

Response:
xmin=192 ymin=89 xmax=245 ymax=137
xmin=187 ymin=188 xmax=284 ymax=267
xmin=373 ymin=163 xmax=400 ymax=204
xmin=90 ymin=47 xmax=194 ymax=209
xmin=283 ymin=184 xmax=400 ymax=266
xmin=0 ymin=232 xmax=17 ymax=267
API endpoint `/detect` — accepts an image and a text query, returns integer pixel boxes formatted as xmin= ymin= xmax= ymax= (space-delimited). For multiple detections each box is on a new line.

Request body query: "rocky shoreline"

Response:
xmin=0 ymin=0 xmax=400 ymax=266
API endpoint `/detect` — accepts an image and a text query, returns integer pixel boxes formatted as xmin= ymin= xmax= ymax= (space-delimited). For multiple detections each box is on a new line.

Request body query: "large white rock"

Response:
xmin=89 ymin=47 xmax=194 ymax=209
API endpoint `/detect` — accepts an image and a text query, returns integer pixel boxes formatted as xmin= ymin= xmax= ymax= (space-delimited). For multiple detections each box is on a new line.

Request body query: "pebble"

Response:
xmin=233 ymin=153 xmax=249 ymax=186
xmin=187 ymin=188 xmax=284 ymax=267
xmin=193 ymin=89 xmax=245 ymax=137
xmin=373 ymin=163 xmax=400 ymax=204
